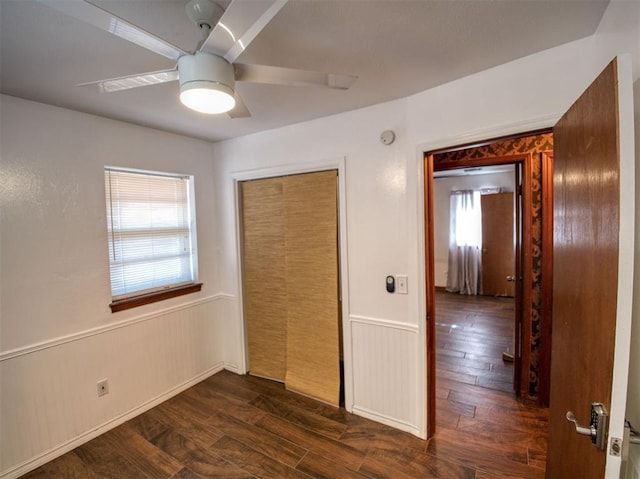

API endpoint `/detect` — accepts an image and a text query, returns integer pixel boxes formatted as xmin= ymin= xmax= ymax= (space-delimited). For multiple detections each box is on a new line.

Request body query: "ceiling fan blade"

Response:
xmin=37 ymin=0 xmax=185 ymax=61
xmin=199 ymin=0 xmax=287 ymax=63
xmin=78 ymin=68 xmax=178 ymax=93
xmin=227 ymin=90 xmax=251 ymax=119
xmin=234 ymin=64 xmax=358 ymax=90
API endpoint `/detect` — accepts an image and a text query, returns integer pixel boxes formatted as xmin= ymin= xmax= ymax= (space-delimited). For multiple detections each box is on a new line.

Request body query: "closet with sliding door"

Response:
xmin=240 ymin=169 xmax=341 ymax=406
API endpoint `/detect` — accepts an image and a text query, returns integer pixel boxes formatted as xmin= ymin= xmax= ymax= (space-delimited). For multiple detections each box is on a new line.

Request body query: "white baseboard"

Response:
xmin=351 ymin=405 xmax=423 ymax=439
xmin=223 ymin=362 xmax=244 ymax=374
xmin=1 ymin=363 xmax=224 ymax=479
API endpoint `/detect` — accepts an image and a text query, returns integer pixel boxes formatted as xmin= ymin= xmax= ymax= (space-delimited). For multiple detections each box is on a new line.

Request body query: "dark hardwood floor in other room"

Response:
xmin=23 ymin=291 xmax=547 ymax=479
xmin=436 ymin=289 xmax=516 ymax=394
xmin=432 ymin=290 xmax=548 ymax=478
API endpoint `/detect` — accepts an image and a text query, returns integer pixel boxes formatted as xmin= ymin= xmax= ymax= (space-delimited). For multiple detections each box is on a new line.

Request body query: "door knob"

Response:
xmin=506 ymin=276 xmax=515 ymax=282
xmin=566 ymin=411 xmax=594 ymax=436
xmin=566 ymin=403 xmax=608 ymax=450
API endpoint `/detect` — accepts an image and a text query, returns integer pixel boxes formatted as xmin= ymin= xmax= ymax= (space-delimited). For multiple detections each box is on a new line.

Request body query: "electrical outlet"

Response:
xmin=97 ymin=379 xmax=109 ymax=397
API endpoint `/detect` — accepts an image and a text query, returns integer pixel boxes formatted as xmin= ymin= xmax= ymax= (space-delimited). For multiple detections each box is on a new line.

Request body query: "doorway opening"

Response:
xmin=433 ymin=163 xmax=518 ymax=392
xmin=424 ymin=131 xmax=554 ymax=438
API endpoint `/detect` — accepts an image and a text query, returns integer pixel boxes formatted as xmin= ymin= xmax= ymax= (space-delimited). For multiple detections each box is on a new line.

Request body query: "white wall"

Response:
xmin=0 ymin=97 xmax=225 ymax=478
xmin=433 ymin=172 xmax=514 ymax=287
xmin=212 ymin=0 xmax=639 ymax=445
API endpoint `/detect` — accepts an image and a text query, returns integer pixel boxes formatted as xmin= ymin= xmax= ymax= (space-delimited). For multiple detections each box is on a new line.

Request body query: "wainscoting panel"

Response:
xmin=350 ymin=316 xmax=419 ymax=435
xmin=0 ymin=296 xmax=225 ymax=479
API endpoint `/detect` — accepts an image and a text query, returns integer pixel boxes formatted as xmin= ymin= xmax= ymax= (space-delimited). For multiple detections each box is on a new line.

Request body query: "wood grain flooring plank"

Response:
xmin=249 ymin=394 xmax=346 ymax=440
xmin=339 ymin=422 xmax=427 ymax=454
xmin=101 ymin=424 xmax=183 ymax=478
xmin=436 ymin=360 xmax=493 ymax=376
xmin=204 ymin=411 xmax=307 ymax=467
xmin=436 ymin=368 xmax=478 ymax=385
xmin=149 ymin=404 xmax=222 ymax=449
xmin=185 ymin=382 xmax=267 ymax=425
xmin=437 ymin=396 xmax=475 ymax=419
xmin=426 ymin=433 xmax=541 ymax=479
xmin=211 ymin=435 xmax=312 ymax=479
xmin=434 ymin=425 xmax=530 ymax=465
xmin=203 ymin=372 xmax=263 ymax=402
xmin=436 ymin=348 xmax=466 ymax=359
xmin=74 ymin=434 xmax=156 ymax=479
xmin=454 ymin=416 xmax=547 ymax=452
xmin=442 ymin=341 xmax=507 ymax=358
xmin=441 ymin=379 xmax=518 ymax=408
xmin=474 ymin=470 xmax=534 ymax=479
xmin=436 ymin=354 xmax=492 ymax=370
xmin=19 ymin=451 xmax=102 ymax=479
xmin=150 ymin=428 xmax=203 ymax=463
xmin=295 ymin=451 xmax=371 ymax=479
xmin=360 ymin=447 xmax=475 ymax=479
xmin=241 ymin=372 xmax=369 ymax=428
xmin=474 ymin=404 xmax=549 ymax=430
xmin=127 ymin=410 xmax=170 ymax=441
xmin=185 ymin=446 xmax=254 ymax=479
xmin=255 ymin=413 xmax=365 ymax=470
xmin=170 ymin=467 xmax=204 ymax=479
xmin=475 ymin=376 xmax=515 ymax=393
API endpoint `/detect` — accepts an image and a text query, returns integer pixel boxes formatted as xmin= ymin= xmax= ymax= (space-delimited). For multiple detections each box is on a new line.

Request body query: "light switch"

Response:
xmin=397 ymin=275 xmax=408 ymax=294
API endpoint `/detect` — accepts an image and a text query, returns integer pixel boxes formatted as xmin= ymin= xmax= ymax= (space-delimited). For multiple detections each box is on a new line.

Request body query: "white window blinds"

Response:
xmin=104 ymin=168 xmax=197 ymax=299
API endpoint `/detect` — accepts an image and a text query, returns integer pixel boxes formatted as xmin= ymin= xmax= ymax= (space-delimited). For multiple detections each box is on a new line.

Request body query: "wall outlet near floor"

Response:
xmin=96 ymin=379 xmax=109 ymax=397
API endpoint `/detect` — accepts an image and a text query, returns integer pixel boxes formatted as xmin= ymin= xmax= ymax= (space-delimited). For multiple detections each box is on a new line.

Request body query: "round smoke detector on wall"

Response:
xmin=380 ymin=130 xmax=396 ymax=145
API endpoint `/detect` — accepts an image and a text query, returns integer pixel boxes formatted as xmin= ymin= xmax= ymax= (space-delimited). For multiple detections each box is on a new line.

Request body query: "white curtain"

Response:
xmin=446 ymin=190 xmax=482 ymax=295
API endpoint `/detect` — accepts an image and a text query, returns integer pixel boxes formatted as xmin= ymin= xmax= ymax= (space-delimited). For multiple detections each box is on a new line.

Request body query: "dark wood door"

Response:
xmin=481 ymin=192 xmax=515 ymax=297
xmin=546 ymin=58 xmax=632 ymax=478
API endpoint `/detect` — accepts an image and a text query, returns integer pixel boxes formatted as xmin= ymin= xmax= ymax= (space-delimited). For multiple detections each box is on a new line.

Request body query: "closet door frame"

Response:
xmin=231 ymin=158 xmax=352 ymax=411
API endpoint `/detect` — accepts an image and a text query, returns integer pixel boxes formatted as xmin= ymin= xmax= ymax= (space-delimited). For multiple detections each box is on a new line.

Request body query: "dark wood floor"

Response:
xmin=23 ymin=291 xmax=547 ymax=478
xmin=436 ymin=290 xmax=516 ymax=394
xmin=432 ymin=291 xmax=548 ymax=478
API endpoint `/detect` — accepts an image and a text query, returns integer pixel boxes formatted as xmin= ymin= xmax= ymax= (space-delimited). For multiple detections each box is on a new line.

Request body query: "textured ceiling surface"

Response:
xmin=0 ymin=0 xmax=609 ymax=142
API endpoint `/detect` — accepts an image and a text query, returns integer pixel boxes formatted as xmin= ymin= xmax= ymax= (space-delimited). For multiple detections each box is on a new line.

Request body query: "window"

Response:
xmin=450 ymin=189 xmax=482 ymax=247
xmin=104 ymin=167 xmax=200 ymax=311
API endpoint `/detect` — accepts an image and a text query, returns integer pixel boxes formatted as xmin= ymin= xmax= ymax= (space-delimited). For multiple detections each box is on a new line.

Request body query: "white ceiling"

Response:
xmin=1 ymin=0 xmax=609 ymax=143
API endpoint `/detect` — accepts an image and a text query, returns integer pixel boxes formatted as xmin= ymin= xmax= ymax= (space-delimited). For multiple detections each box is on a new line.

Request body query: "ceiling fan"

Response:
xmin=38 ymin=0 xmax=357 ymax=117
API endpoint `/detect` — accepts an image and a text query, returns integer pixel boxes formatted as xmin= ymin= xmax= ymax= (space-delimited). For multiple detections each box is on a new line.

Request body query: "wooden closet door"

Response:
xmin=481 ymin=192 xmax=515 ymax=297
xmin=284 ymin=170 xmax=340 ymax=406
xmin=241 ymin=178 xmax=287 ymax=381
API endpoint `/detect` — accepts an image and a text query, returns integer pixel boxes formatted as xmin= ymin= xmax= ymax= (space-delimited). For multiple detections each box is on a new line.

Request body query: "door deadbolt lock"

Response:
xmin=566 ymin=403 xmax=608 ymax=450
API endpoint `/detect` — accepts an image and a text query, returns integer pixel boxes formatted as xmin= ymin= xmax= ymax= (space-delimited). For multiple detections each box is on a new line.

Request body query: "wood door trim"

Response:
xmin=539 ymin=151 xmax=554 ymax=407
xmin=424 ymin=154 xmax=437 ymax=438
xmin=433 ymin=154 xmax=531 ymax=172
xmin=428 ymin=128 xmax=553 ymax=156
xmin=519 ymin=153 xmax=533 ymax=400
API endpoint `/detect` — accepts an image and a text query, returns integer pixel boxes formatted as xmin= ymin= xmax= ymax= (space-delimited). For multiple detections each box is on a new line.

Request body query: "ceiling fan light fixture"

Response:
xmin=178 ymin=52 xmax=236 ymax=114
xmin=180 ymin=82 xmax=236 ymax=114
